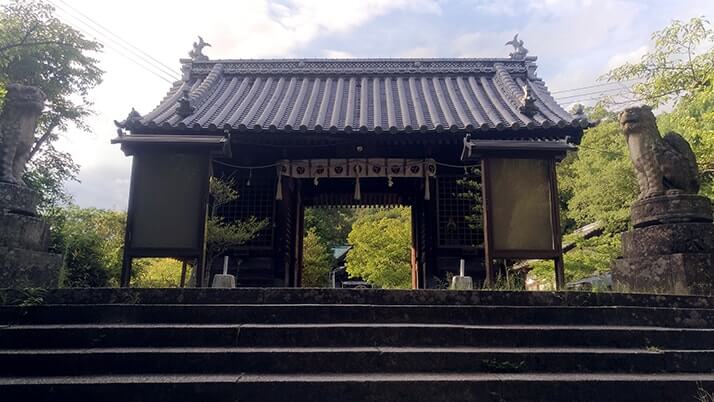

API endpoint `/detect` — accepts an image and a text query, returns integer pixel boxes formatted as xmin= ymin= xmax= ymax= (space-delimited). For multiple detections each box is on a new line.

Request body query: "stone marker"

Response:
xmin=0 ymin=84 xmax=62 ymax=288
xmin=212 ymin=255 xmax=236 ymax=288
xmin=450 ymin=259 xmax=473 ymax=290
xmin=612 ymin=105 xmax=714 ymax=294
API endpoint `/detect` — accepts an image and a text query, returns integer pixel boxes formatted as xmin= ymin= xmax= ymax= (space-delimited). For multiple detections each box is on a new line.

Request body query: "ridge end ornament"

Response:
xmin=176 ymin=90 xmax=195 ymax=118
xmin=519 ymin=85 xmax=538 ymax=117
xmin=189 ymin=36 xmax=211 ymax=61
xmin=505 ymin=33 xmax=529 ymax=60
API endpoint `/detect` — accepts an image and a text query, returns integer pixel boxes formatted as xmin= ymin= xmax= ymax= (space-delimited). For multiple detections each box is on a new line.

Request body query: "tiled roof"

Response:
xmin=119 ymin=58 xmax=589 ymax=134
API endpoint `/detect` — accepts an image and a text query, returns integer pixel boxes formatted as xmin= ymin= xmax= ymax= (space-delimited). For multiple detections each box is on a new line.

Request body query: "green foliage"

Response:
xmin=23 ymin=145 xmax=79 ymax=211
xmin=0 ymin=0 xmax=103 ymax=208
xmin=603 ymin=17 xmax=714 ymax=107
xmin=530 ymin=234 xmax=621 ymax=288
xmin=345 ymin=207 xmax=412 ymax=289
xmin=301 ymin=228 xmax=333 ymax=287
xmin=304 ymin=207 xmax=358 ymax=247
xmin=49 ymin=206 xmax=126 ymax=287
xmin=60 ymin=230 xmax=108 ymax=287
xmin=204 ymin=177 xmax=268 ymax=280
xmin=132 ymin=259 xmax=187 ymax=288
xmin=456 ymin=167 xmax=483 ymax=233
xmin=560 ymin=118 xmax=638 ymax=232
xmin=657 ymin=72 xmax=714 ymax=200
xmin=206 ymin=216 xmax=267 ymax=262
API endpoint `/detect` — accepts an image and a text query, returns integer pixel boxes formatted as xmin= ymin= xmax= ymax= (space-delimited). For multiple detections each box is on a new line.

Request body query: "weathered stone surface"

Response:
xmin=630 ymin=194 xmax=713 ymax=228
xmin=621 ymin=222 xmax=714 ymax=258
xmin=0 ymin=247 xmax=62 ymax=288
xmin=0 ymin=213 xmax=50 ymax=251
xmin=613 ymin=253 xmax=714 ymax=295
xmin=0 ymin=182 xmax=39 ymax=215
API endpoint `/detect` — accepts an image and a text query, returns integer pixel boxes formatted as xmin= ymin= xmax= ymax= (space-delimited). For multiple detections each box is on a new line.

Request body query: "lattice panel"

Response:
xmin=436 ymin=173 xmax=483 ymax=248
xmin=216 ymin=172 xmax=275 ymax=248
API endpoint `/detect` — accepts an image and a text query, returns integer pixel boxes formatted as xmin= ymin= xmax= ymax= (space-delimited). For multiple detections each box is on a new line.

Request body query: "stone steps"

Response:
xmin=2 ymin=373 xmax=714 ymax=402
xmin=1 ymin=347 xmax=713 ymax=376
xmin=2 ymin=304 xmax=714 ymax=327
xmin=1 ymin=288 xmax=714 ymax=401
xmin=2 ymin=323 xmax=713 ymax=349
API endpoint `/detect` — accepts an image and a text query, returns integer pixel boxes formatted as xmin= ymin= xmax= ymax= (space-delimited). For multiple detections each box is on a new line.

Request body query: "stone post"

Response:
xmin=0 ymin=84 xmax=62 ymax=288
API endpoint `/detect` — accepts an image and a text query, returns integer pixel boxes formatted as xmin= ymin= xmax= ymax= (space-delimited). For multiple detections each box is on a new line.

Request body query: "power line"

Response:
xmin=54 ymin=0 xmax=180 ymax=79
xmin=555 ymin=85 xmax=634 ymax=102
xmin=550 ymin=78 xmax=640 ymax=95
xmin=47 ymin=1 xmax=179 ymax=84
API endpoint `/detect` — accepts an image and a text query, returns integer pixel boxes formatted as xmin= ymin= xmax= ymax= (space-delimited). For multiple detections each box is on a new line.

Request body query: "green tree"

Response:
xmin=657 ymin=72 xmax=714 ymax=199
xmin=603 ymin=17 xmax=714 ymax=108
xmin=301 ymin=228 xmax=333 ymax=287
xmin=132 ymin=258 xmax=186 ymax=288
xmin=345 ymin=207 xmax=412 ymax=289
xmin=544 ymin=17 xmax=714 ymax=288
xmin=304 ymin=207 xmax=358 ymax=247
xmin=196 ymin=177 xmax=268 ymax=285
xmin=49 ymin=206 xmax=126 ymax=287
xmin=603 ymin=17 xmax=714 ymax=201
xmin=0 ymin=0 xmax=103 ymax=208
xmin=560 ymin=113 xmax=638 ymax=233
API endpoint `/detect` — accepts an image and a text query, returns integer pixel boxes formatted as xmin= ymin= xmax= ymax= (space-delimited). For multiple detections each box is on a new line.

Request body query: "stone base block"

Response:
xmin=0 ymin=212 xmax=50 ymax=250
xmin=450 ymin=276 xmax=473 ymax=290
xmin=0 ymin=182 xmax=40 ymax=215
xmin=622 ymin=223 xmax=714 ymax=258
xmin=211 ymin=274 xmax=236 ymax=288
xmin=612 ymin=253 xmax=714 ymax=295
xmin=631 ymin=194 xmax=712 ymax=228
xmin=0 ymin=247 xmax=62 ymax=288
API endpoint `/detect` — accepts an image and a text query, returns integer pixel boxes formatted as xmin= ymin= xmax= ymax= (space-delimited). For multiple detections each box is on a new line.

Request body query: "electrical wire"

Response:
xmin=47 ymin=0 xmax=179 ymax=84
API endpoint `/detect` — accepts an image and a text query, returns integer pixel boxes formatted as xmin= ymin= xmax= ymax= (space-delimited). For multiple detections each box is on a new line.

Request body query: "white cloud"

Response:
xmin=399 ymin=47 xmax=437 ymax=58
xmin=606 ymin=45 xmax=648 ymax=70
xmin=49 ymin=0 xmax=438 ymax=209
xmin=322 ymin=49 xmax=353 ymax=58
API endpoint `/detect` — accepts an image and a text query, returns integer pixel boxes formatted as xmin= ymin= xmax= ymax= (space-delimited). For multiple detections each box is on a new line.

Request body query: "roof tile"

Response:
xmin=121 ymin=58 xmax=589 ymax=134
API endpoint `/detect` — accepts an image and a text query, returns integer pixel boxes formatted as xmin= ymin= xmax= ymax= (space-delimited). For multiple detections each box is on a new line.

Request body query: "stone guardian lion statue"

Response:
xmin=619 ymin=105 xmax=699 ymax=199
xmin=0 ymin=83 xmax=46 ymax=184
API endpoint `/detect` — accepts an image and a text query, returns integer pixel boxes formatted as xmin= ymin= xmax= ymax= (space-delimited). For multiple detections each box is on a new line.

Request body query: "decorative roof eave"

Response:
xmin=111 ymin=132 xmax=230 ymax=157
xmin=181 ymin=57 xmax=539 ymax=76
xmin=119 ymin=120 xmax=588 ymax=144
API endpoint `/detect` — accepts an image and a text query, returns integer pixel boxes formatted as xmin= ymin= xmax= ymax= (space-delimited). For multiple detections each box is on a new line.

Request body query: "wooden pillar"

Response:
xmin=549 ymin=159 xmax=565 ymax=290
xmin=481 ymin=158 xmax=494 ymax=287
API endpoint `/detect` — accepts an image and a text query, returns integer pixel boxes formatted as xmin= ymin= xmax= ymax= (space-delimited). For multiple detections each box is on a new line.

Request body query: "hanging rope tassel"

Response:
xmin=275 ymin=166 xmax=283 ymax=200
xmin=354 ymin=175 xmax=361 ymax=201
xmin=424 ymin=171 xmax=430 ymax=200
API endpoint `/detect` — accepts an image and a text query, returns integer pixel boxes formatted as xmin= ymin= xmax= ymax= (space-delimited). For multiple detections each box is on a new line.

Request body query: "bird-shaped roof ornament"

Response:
xmin=189 ymin=36 xmax=211 ymax=61
xmin=505 ymin=33 xmax=529 ymax=60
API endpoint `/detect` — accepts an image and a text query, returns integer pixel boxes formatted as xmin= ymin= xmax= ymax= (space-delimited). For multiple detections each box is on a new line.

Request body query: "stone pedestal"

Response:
xmin=613 ymin=195 xmax=714 ymax=295
xmin=0 ymin=182 xmax=62 ymax=288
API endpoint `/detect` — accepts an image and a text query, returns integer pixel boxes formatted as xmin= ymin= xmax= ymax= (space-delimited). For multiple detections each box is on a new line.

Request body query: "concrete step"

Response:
xmin=2 ymin=323 xmax=713 ymax=349
xmin=1 ymin=373 xmax=713 ymax=402
xmin=0 ymin=347 xmax=712 ymax=376
xmin=2 ymin=288 xmax=714 ymax=309
xmin=2 ymin=303 xmax=714 ymax=327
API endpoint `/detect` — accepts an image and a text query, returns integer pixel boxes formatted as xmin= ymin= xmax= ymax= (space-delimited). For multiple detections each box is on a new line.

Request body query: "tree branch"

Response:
xmin=0 ymin=40 xmax=74 ymax=54
xmin=28 ymin=119 xmax=59 ymax=161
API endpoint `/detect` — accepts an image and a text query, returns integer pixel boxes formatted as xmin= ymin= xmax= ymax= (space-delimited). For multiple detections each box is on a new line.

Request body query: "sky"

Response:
xmin=40 ymin=0 xmax=714 ymax=210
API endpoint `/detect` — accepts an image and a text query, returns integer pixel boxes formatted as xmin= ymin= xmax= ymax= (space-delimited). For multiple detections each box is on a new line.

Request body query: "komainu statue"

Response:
xmin=0 ymin=83 xmax=46 ymax=184
xmin=619 ymin=105 xmax=699 ymax=199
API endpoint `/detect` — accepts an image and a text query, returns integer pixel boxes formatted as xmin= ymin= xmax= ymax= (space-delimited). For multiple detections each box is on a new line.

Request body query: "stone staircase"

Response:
xmin=1 ymin=288 xmax=714 ymax=401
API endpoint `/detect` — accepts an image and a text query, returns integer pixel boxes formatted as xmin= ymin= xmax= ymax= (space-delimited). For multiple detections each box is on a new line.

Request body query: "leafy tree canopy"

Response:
xmin=603 ymin=17 xmax=714 ymax=107
xmin=301 ymin=228 xmax=333 ymax=287
xmin=345 ymin=207 xmax=412 ymax=289
xmin=0 ymin=0 xmax=103 ymax=208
